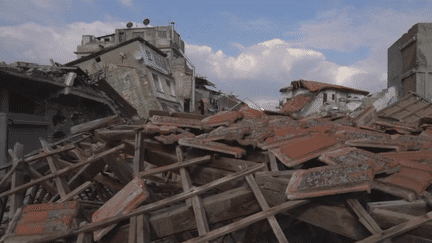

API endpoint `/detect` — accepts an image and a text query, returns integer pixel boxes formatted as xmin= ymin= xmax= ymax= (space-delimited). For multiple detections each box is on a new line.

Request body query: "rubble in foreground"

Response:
xmin=1 ymin=92 xmax=432 ymax=243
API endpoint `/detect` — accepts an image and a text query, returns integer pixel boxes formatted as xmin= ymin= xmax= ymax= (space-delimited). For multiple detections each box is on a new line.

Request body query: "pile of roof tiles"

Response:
xmin=2 ymin=92 xmax=432 ymax=243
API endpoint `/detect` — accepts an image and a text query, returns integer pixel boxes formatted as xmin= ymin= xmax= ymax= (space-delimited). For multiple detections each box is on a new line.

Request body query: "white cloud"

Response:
xmin=118 ymin=0 xmax=133 ymax=7
xmin=0 ymin=21 xmax=126 ymax=65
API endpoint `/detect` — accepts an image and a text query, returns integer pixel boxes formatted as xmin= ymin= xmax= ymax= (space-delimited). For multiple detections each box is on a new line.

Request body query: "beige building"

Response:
xmin=73 ymin=23 xmax=195 ymax=113
xmin=67 ymin=37 xmax=183 ymax=118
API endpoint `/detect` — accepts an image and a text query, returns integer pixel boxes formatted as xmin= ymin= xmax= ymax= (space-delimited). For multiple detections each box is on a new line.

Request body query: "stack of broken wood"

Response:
xmin=2 ymin=96 xmax=432 ymax=243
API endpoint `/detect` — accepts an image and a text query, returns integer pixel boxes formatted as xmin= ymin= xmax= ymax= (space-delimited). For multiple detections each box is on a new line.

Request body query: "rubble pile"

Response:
xmin=1 ymin=93 xmax=432 ymax=243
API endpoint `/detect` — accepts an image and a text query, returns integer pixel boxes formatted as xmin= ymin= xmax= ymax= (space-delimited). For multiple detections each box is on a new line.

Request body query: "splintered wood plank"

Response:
xmin=57 ymin=181 xmax=93 ymax=203
xmin=242 ymin=165 xmax=288 ymax=243
xmin=177 ymin=146 xmax=210 ymax=236
xmin=357 ymin=210 xmax=432 ymax=243
xmin=183 ymin=200 xmax=308 ymax=243
xmin=134 ymin=130 xmax=144 ymax=174
xmin=28 ymin=164 xmax=266 ymax=243
xmin=9 ymin=143 xmax=24 ymax=219
xmin=40 ymin=138 xmax=71 ymax=199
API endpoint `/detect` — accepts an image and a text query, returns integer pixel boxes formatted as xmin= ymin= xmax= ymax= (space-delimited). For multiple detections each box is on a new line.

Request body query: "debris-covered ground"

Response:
xmin=1 ymin=91 xmax=432 ymax=243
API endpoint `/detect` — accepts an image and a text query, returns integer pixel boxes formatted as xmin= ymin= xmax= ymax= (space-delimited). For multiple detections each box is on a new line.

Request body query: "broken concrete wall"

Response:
xmin=171 ymin=57 xmax=193 ymax=104
xmin=388 ymin=23 xmax=432 ymax=100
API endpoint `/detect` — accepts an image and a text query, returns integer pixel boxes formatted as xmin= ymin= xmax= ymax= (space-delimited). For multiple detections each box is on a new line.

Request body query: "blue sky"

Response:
xmin=1 ymin=0 xmax=432 ymax=109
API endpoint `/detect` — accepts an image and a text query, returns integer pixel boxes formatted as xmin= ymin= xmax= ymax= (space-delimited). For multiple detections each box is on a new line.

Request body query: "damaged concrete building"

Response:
xmin=0 ymin=61 xmax=137 ymax=166
xmin=388 ymin=23 xmax=432 ymax=100
xmin=279 ymin=80 xmax=369 ymax=118
xmin=71 ymin=22 xmax=241 ymax=117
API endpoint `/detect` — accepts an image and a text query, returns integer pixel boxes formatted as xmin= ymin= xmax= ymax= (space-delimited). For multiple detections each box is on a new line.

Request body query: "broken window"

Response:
xmin=152 ymin=73 xmax=163 ymax=92
xmin=332 ymin=94 xmax=335 ymax=100
xmin=323 ymin=93 xmax=327 ymax=103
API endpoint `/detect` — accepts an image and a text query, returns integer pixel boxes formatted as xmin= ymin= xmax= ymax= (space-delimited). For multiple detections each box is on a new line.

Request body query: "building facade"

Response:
xmin=388 ymin=23 xmax=432 ymax=100
xmin=0 ymin=61 xmax=136 ymax=167
xmin=279 ymin=80 xmax=369 ymax=117
xmin=74 ymin=23 xmax=194 ymax=112
xmin=67 ymin=38 xmax=184 ymax=118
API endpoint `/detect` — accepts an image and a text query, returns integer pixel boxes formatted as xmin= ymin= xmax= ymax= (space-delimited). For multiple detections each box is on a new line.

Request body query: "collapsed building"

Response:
xmin=0 ymin=61 xmax=137 ymax=167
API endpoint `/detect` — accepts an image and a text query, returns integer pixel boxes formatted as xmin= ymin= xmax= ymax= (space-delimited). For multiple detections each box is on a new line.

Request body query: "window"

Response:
xmin=332 ymin=94 xmax=335 ymax=100
xmin=152 ymin=73 xmax=163 ymax=92
xmin=165 ymin=80 xmax=176 ymax=96
xmin=95 ymin=56 xmax=101 ymax=63
xmin=323 ymin=93 xmax=327 ymax=103
xmin=146 ymin=51 xmax=154 ymax=62
xmin=133 ymin=32 xmax=144 ymax=38
xmin=158 ymin=31 xmax=167 ymax=38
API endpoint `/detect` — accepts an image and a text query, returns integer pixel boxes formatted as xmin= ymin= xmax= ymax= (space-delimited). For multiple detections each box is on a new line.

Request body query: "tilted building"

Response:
xmin=72 ymin=22 xmax=241 ymax=116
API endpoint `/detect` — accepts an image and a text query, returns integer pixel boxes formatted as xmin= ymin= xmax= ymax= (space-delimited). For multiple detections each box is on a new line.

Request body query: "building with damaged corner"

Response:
xmin=279 ymin=80 xmax=369 ymax=117
xmin=71 ymin=23 xmax=242 ymax=116
xmin=66 ymin=37 xmax=184 ymax=118
xmin=71 ymin=23 xmax=194 ymax=115
xmin=0 ymin=61 xmax=137 ymax=166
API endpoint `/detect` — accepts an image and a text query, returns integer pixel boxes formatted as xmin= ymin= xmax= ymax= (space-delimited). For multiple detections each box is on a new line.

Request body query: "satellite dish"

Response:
xmin=126 ymin=22 xmax=133 ymax=28
xmin=143 ymin=18 xmax=150 ymax=26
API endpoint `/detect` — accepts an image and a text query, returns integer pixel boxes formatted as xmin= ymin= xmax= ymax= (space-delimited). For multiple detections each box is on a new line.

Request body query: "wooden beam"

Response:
xmin=22 ymin=163 xmax=58 ymax=196
xmin=347 ymin=199 xmax=383 ymax=234
xmin=70 ymin=115 xmax=120 ymax=135
xmin=370 ymin=208 xmax=432 ymax=239
xmin=177 ymin=146 xmax=210 ymax=236
xmin=138 ymin=155 xmax=212 ymax=178
xmin=0 ymin=144 xmax=125 ymax=199
xmin=136 ymin=214 xmax=150 ymax=243
xmin=9 ymin=143 xmax=24 ymax=219
xmin=422 ymin=192 xmax=432 ymax=208
xmin=150 ymin=186 xmax=259 ymax=238
xmin=57 ymin=181 xmax=93 ymax=203
xmin=182 ymin=200 xmax=308 ymax=243
xmin=40 ymin=138 xmax=71 ymax=199
xmin=133 ymin=130 xmax=144 ymax=174
xmin=128 ymin=216 xmax=137 ymax=243
xmin=243 ymin=165 xmax=288 ymax=243
xmin=268 ymin=151 xmax=279 ymax=174
xmin=76 ymin=222 xmax=92 ymax=243
xmin=367 ymin=199 xmax=429 ymax=215
xmin=357 ymin=210 xmax=432 ymax=243
xmin=347 ymin=199 xmax=392 ymax=243
xmin=28 ymin=163 xmax=265 ymax=243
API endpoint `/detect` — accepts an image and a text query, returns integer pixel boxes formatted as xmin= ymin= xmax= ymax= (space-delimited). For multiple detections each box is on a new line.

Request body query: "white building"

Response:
xmin=279 ymin=80 xmax=369 ymax=117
